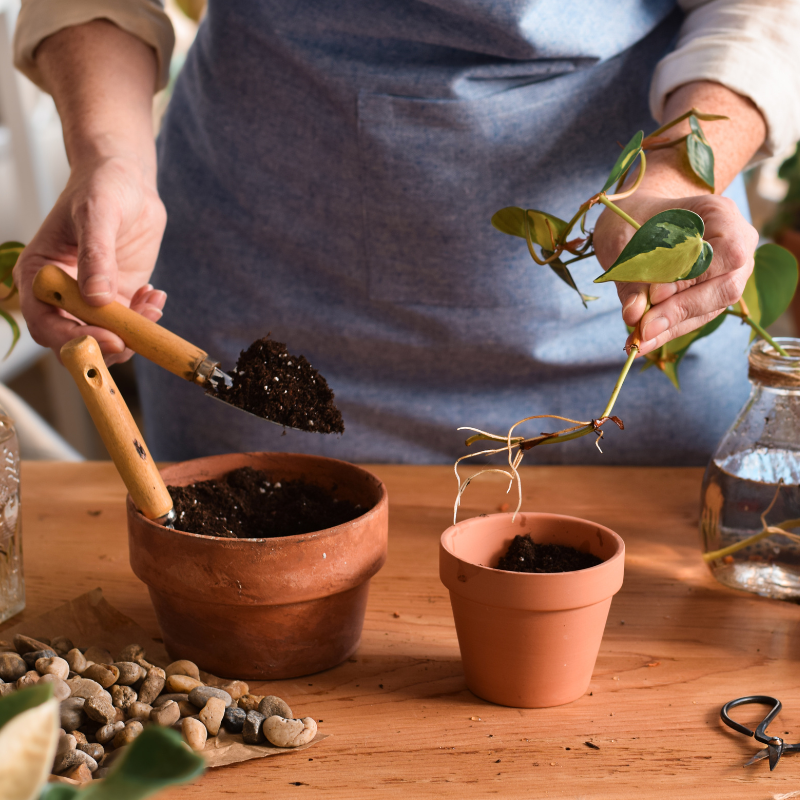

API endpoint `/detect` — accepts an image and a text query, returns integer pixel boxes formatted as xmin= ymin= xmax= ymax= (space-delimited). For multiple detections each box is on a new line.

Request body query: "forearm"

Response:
xmin=36 ymin=20 xmax=158 ymax=178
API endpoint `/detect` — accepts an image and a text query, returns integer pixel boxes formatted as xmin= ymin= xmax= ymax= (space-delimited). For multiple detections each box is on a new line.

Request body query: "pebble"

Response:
xmin=150 ymin=700 xmax=180 ymax=727
xmin=56 ymin=732 xmax=77 ymax=754
xmin=165 ymin=674 xmax=203 ymax=694
xmin=138 ymin=667 xmax=166 ymax=705
xmin=64 ymin=648 xmax=87 ymax=674
xmin=111 ymin=661 xmax=144 ymax=685
xmin=54 ymin=748 xmax=98 ymax=774
xmin=221 ymin=680 xmax=249 ymax=701
xmin=82 ymin=663 xmax=120 ymax=689
xmin=189 ymin=685 xmax=231 ymax=709
xmin=153 ymin=693 xmax=188 ymax=708
xmin=199 ymin=696 xmax=226 ymax=736
xmin=111 ymin=685 xmax=137 ymax=710
xmin=83 ymin=646 xmax=113 ymax=665
xmin=38 ymin=674 xmax=70 ymax=701
xmin=263 ymin=716 xmax=317 ymax=748
xmin=16 ymin=670 xmax=40 ymax=689
xmin=77 ymin=742 xmax=104 ymax=761
xmin=70 ymin=730 xmax=88 ymax=745
xmin=13 ymin=634 xmax=50 ymax=654
xmin=51 ymin=636 xmax=74 ymax=655
xmin=0 ymin=652 xmax=27 ymax=681
xmin=23 ymin=649 xmax=57 ymax=669
xmin=222 ymin=706 xmax=246 ymax=733
xmin=62 ymin=763 xmax=93 ymax=783
xmin=0 ymin=640 xmax=13 ymax=652
xmin=236 ymin=694 xmax=264 ymax=712
xmin=84 ymin=695 xmax=116 ymax=725
xmin=0 ymin=683 xmax=16 ymax=697
xmin=165 ymin=660 xmax=200 ymax=680
xmin=258 ymin=696 xmax=292 ymax=720
xmin=181 ymin=717 xmax=207 ymax=751
xmin=67 ymin=677 xmax=104 ymax=699
xmin=113 ymin=720 xmax=144 ymax=748
xmin=117 ymin=644 xmax=153 ymax=670
xmin=177 ymin=700 xmax=196 ymax=718
xmin=95 ymin=721 xmax=124 ymax=745
xmin=35 ymin=656 xmax=69 ymax=681
xmin=93 ymin=767 xmax=111 ymax=780
xmin=60 ymin=697 xmax=86 ymax=730
xmin=126 ymin=702 xmax=152 ymax=723
xmin=242 ymin=710 xmax=266 ymax=744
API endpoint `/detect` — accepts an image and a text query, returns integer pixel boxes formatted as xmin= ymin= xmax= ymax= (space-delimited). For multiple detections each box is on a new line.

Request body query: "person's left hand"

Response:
xmin=593 ymin=190 xmax=759 ymax=356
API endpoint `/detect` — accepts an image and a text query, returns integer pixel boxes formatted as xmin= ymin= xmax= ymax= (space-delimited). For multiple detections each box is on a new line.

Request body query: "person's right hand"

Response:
xmin=14 ymin=152 xmax=168 ymax=365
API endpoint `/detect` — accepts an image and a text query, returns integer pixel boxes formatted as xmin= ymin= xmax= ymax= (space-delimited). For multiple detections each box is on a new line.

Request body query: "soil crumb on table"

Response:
xmin=208 ymin=337 xmax=344 ymax=434
xmin=496 ymin=534 xmax=602 ymax=573
xmin=168 ymin=466 xmax=361 ymax=538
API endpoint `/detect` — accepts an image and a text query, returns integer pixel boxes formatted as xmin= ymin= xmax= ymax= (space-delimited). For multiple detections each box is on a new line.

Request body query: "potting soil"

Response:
xmin=208 ymin=337 xmax=344 ymax=433
xmin=168 ymin=466 xmax=361 ymax=538
xmin=496 ymin=534 xmax=602 ymax=573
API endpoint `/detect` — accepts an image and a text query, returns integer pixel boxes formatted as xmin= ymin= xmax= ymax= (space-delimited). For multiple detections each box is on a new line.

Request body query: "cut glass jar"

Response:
xmin=0 ymin=401 xmax=22 ymax=622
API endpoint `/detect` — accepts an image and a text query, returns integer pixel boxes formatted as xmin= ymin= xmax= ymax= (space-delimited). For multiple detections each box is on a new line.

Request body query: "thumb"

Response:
xmin=617 ymin=282 xmax=649 ymax=327
xmin=74 ymin=202 xmax=120 ymax=306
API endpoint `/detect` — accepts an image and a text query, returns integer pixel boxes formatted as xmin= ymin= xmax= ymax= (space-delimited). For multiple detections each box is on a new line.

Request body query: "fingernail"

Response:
xmin=83 ymin=275 xmax=111 ymax=297
xmin=622 ymin=293 xmax=640 ymax=314
xmin=641 ymin=316 xmax=669 ymax=342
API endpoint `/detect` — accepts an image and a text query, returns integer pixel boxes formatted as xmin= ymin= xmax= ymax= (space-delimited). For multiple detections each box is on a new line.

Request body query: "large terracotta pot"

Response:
xmin=128 ymin=452 xmax=388 ymax=680
xmin=440 ymin=512 xmax=624 ymax=708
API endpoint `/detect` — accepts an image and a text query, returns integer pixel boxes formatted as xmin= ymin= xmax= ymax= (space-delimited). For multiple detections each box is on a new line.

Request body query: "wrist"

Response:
xmin=67 ymin=133 xmax=158 ymax=185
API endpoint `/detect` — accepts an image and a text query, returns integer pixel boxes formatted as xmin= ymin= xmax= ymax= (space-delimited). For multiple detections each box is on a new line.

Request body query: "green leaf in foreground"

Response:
xmin=594 ymin=209 xmax=712 ymax=284
xmin=541 ymin=249 xmax=599 ymax=308
xmin=0 ymin=682 xmax=52 ymax=730
xmin=737 ymin=243 xmax=799 ymax=339
xmin=686 ymin=115 xmax=715 ymax=190
xmin=491 ymin=207 xmax=568 ymax=248
xmin=39 ymin=726 xmax=205 ymax=800
xmin=602 ymin=131 xmax=643 ymax=192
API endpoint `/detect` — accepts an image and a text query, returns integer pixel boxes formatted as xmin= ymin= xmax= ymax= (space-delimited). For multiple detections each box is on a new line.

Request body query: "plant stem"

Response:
xmin=601 ymin=346 xmax=638 ymax=418
xmin=598 ymin=196 xmax=641 ymax=231
xmin=703 ymin=518 xmax=800 ymax=562
xmin=647 ymin=108 xmax=729 ymax=140
xmin=605 ymin=151 xmax=647 ymax=202
xmin=723 ymin=310 xmax=789 ymax=356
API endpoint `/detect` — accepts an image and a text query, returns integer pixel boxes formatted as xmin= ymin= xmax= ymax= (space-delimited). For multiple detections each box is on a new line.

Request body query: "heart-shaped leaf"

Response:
xmin=491 ymin=207 xmax=567 ymax=248
xmin=686 ymin=116 xmax=715 ymax=190
xmin=541 ymin=249 xmax=599 ymax=308
xmin=602 ymin=131 xmax=643 ymax=192
xmin=736 ymin=243 xmax=799 ymax=339
xmin=594 ymin=209 xmax=713 ymax=284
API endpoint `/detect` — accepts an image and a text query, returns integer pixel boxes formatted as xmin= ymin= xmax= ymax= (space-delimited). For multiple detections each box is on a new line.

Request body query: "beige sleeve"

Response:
xmin=13 ymin=0 xmax=175 ymax=92
xmin=650 ymin=0 xmax=800 ymax=161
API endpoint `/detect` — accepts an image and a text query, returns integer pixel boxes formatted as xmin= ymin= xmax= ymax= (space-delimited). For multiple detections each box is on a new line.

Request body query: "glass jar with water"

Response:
xmin=701 ymin=337 xmax=800 ymax=599
xmin=0 ymin=403 xmax=22 ymax=622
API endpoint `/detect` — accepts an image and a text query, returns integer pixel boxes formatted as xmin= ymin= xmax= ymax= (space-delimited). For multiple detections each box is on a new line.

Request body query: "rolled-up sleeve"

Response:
xmin=13 ymin=0 xmax=175 ymax=92
xmin=650 ymin=0 xmax=800 ymax=160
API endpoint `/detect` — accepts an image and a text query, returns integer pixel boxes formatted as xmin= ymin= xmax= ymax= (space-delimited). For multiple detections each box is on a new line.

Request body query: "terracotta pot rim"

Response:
xmin=441 ymin=511 xmax=624 ymax=577
xmin=129 ymin=451 xmax=387 ymax=545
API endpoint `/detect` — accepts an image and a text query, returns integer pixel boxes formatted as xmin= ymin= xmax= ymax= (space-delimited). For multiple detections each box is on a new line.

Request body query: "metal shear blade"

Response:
xmin=721 ymin=695 xmax=793 ymax=771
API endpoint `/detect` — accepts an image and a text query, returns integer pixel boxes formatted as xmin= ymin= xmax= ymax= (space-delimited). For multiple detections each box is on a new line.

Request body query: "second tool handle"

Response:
xmin=60 ymin=335 xmax=174 ymax=522
xmin=33 ymin=264 xmax=210 ymax=383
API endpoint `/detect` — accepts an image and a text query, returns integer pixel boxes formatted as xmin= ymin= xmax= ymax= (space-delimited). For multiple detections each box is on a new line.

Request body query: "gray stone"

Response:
xmin=111 ymin=661 xmax=144 ymax=685
xmin=23 ymin=649 xmax=57 ymax=669
xmin=59 ymin=697 xmax=86 ymax=731
xmin=242 ymin=710 xmax=266 ymax=744
xmin=0 ymin=652 xmax=26 ymax=682
xmin=53 ymin=748 xmax=98 ymax=775
xmin=258 ymin=695 xmax=292 ymax=720
xmin=188 ymin=685 xmax=232 ymax=709
xmin=77 ymin=742 xmax=104 ymax=761
xmin=222 ymin=706 xmax=246 ymax=734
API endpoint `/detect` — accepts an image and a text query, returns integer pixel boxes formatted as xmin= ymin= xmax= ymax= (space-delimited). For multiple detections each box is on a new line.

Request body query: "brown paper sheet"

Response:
xmin=0 ymin=588 xmax=328 ymax=768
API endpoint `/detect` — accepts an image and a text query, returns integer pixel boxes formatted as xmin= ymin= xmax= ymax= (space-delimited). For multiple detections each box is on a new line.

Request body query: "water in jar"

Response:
xmin=0 ymin=412 xmax=23 ymax=623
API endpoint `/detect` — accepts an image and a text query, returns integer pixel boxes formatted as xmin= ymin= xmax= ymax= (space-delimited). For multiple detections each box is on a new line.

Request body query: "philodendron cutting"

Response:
xmin=455 ymin=109 xmax=799 ymax=520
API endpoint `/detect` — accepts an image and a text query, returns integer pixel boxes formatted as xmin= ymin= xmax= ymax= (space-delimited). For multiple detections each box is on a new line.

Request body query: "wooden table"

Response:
xmin=8 ymin=462 xmax=800 ymax=799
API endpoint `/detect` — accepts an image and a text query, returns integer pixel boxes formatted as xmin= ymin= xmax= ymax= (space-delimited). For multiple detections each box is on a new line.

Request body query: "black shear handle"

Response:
xmin=721 ymin=696 xmax=782 ymax=743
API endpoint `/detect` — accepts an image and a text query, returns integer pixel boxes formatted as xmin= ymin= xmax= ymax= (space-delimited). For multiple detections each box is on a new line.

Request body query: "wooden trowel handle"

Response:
xmin=34 ymin=264 xmax=212 ymax=383
xmin=60 ymin=335 xmax=174 ymax=522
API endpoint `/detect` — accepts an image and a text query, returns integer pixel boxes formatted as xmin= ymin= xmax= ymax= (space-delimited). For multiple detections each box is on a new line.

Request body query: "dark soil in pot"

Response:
xmin=207 ymin=337 xmax=344 ymax=433
xmin=167 ymin=466 xmax=362 ymax=538
xmin=496 ymin=534 xmax=602 ymax=573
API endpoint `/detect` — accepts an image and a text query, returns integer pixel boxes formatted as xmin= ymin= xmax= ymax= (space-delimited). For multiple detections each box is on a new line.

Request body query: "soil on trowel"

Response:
xmin=495 ymin=534 xmax=602 ymax=573
xmin=207 ymin=337 xmax=344 ymax=434
xmin=168 ymin=466 xmax=361 ymax=539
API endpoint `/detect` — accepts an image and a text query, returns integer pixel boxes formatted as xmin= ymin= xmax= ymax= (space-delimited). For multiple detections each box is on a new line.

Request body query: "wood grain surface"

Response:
xmin=7 ymin=462 xmax=800 ymax=799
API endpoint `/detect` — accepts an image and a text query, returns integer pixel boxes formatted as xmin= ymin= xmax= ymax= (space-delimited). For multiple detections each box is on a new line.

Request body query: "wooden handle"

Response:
xmin=34 ymin=264 xmax=211 ymax=383
xmin=60 ymin=335 xmax=174 ymax=522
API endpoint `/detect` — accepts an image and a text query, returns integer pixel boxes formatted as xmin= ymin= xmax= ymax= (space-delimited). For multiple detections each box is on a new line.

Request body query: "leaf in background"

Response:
xmin=686 ymin=115 xmax=715 ymax=190
xmin=0 ymin=241 xmax=24 ymax=288
xmin=594 ymin=209 xmax=712 ymax=284
xmin=602 ymin=131 xmax=643 ymax=192
xmin=736 ymin=243 xmax=799 ymax=340
xmin=491 ymin=207 xmax=568 ymax=248
xmin=541 ymin=249 xmax=599 ymax=308
xmin=0 ymin=306 xmax=20 ymax=360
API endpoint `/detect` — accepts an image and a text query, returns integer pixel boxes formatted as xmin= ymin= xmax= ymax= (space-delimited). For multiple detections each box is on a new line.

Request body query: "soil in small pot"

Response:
xmin=208 ymin=337 xmax=344 ymax=434
xmin=168 ymin=466 xmax=362 ymax=538
xmin=496 ymin=534 xmax=602 ymax=573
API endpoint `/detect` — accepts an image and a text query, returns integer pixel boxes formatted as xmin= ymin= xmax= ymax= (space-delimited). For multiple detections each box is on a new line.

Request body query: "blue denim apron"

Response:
xmin=138 ymin=0 xmax=751 ymax=465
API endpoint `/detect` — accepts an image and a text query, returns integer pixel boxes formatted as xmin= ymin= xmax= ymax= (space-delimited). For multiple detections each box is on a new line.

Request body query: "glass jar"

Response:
xmin=701 ymin=337 xmax=800 ymax=600
xmin=0 ymin=403 xmax=22 ymax=623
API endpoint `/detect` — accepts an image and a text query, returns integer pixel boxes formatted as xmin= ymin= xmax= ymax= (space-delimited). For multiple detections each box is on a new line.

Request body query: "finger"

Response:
xmin=616 ymin=282 xmax=649 ymax=326
xmin=72 ymin=197 xmax=121 ymax=307
xmin=129 ymin=283 xmax=154 ymax=305
xmin=132 ymin=303 xmax=164 ymax=323
xmin=635 ymin=309 xmax=725 ymax=356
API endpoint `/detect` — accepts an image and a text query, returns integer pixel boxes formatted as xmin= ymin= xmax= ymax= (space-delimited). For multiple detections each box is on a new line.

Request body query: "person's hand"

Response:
xmin=14 ymin=152 xmax=168 ymax=365
xmin=593 ymin=191 xmax=758 ymax=356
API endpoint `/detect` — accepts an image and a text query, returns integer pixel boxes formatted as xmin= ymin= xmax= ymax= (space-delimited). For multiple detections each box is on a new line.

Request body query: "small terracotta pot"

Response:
xmin=128 ymin=452 xmax=388 ymax=680
xmin=440 ymin=512 xmax=624 ymax=708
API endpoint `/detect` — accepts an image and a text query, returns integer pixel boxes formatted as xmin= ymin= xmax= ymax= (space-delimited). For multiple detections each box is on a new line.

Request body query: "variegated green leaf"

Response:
xmin=0 ymin=307 xmax=19 ymax=360
xmin=594 ymin=209 xmax=713 ymax=284
xmin=491 ymin=207 xmax=567 ymax=248
xmin=541 ymin=249 xmax=598 ymax=308
xmin=686 ymin=116 xmax=714 ymax=190
xmin=602 ymin=131 xmax=643 ymax=192
xmin=0 ymin=241 xmax=24 ymax=289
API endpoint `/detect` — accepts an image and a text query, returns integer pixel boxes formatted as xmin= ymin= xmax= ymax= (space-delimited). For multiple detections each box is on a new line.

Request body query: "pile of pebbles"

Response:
xmin=0 ymin=634 xmax=317 ymax=784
